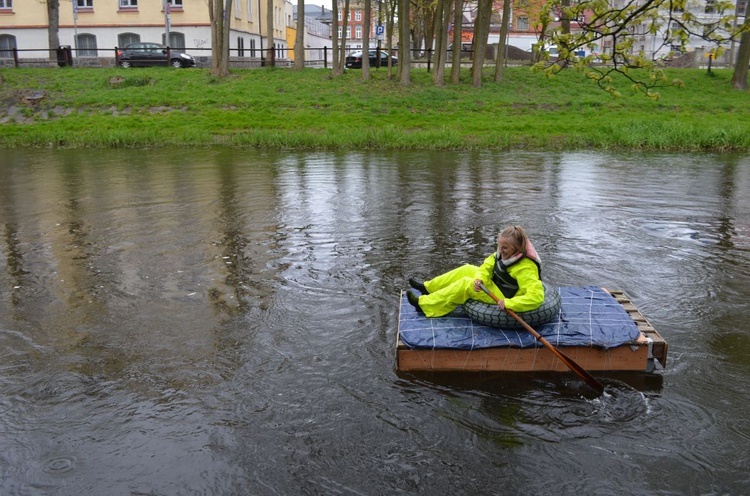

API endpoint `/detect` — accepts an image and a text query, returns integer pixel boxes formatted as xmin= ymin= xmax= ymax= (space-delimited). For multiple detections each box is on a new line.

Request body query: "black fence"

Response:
xmin=1 ymin=45 xmax=349 ymax=69
xmin=0 ymin=44 xmax=488 ymax=70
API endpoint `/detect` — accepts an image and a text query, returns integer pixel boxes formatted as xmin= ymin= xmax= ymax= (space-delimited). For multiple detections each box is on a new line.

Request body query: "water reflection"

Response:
xmin=1 ymin=148 xmax=749 ymax=495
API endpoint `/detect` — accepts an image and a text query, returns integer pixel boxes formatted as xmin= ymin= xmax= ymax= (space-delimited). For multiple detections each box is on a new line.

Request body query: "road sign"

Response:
xmin=376 ymin=24 xmax=384 ymax=41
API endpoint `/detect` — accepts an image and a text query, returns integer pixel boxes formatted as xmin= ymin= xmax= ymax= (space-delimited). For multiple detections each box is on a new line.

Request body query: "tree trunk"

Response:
xmin=293 ymin=0 xmax=305 ymax=69
xmin=362 ymin=0 xmax=371 ymax=79
xmin=432 ymin=0 xmax=449 ymax=85
xmin=386 ymin=0 xmax=396 ymax=78
xmin=471 ymin=0 xmax=491 ymax=88
xmin=209 ymin=0 xmax=233 ymax=77
xmin=557 ymin=0 xmax=571 ymax=69
xmin=47 ymin=0 xmax=60 ymax=60
xmin=731 ymin=3 xmax=750 ymax=90
xmin=422 ymin=1 xmax=436 ymax=65
xmin=339 ymin=0 xmax=351 ymax=71
xmin=332 ymin=0 xmax=341 ymax=75
xmin=398 ymin=0 xmax=411 ymax=85
xmin=223 ymin=0 xmax=232 ymax=68
xmin=266 ymin=0 xmax=274 ymax=67
xmin=450 ymin=0 xmax=463 ymax=84
xmin=493 ymin=0 xmax=511 ymax=82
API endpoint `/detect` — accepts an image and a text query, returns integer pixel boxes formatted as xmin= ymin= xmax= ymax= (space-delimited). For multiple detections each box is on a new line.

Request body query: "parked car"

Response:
xmin=345 ymin=50 xmax=398 ymax=69
xmin=447 ymin=43 xmax=473 ymax=55
xmin=117 ymin=43 xmax=195 ymax=68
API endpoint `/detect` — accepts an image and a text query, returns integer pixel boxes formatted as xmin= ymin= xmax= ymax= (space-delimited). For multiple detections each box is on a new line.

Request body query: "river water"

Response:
xmin=0 ymin=148 xmax=748 ymax=495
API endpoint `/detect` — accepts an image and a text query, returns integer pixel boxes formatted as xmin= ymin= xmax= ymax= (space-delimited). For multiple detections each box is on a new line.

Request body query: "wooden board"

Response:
xmin=396 ymin=289 xmax=667 ymax=373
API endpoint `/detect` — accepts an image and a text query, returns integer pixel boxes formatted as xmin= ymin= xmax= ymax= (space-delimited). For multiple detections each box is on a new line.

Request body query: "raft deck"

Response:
xmin=396 ymin=288 xmax=667 ymax=373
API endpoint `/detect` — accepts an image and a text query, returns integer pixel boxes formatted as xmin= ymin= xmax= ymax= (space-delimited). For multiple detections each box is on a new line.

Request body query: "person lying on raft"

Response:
xmin=407 ymin=225 xmax=545 ymax=317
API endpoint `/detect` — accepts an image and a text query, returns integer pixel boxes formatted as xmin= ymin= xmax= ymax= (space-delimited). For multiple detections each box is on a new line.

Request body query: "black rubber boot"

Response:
xmin=406 ymin=290 xmax=425 ymax=314
xmin=409 ymin=278 xmax=429 ymax=294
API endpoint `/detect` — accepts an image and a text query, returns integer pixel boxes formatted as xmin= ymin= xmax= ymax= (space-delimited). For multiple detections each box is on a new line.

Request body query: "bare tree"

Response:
xmin=556 ymin=0 xmax=571 ymax=69
xmin=362 ymin=0 xmax=371 ymax=79
xmin=731 ymin=1 xmax=750 ymax=90
xmin=208 ymin=0 xmax=233 ymax=77
xmin=293 ymin=0 xmax=305 ymax=69
xmin=414 ymin=0 xmax=437 ymax=62
xmin=432 ymin=0 xmax=450 ymax=85
xmin=493 ymin=0 xmax=511 ymax=82
xmin=332 ymin=0 xmax=342 ymax=75
xmin=471 ymin=0 xmax=492 ymax=87
xmin=46 ymin=0 xmax=60 ymax=60
xmin=450 ymin=0 xmax=463 ymax=84
xmin=386 ymin=0 xmax=397 ymax=78
xmin=338 ymin=0 xmax=351 ymax=71
xmin=398 ymin=0 xmax=411 ymax=85
xmin=266 ymin=0 xmax=274 ymax=66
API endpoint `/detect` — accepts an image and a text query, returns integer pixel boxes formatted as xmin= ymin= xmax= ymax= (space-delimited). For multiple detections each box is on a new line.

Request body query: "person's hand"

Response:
xmin=473 ymin=279 xmax=482 ymax=292
xmin=496 ymin=299 xmax=506 ymax=311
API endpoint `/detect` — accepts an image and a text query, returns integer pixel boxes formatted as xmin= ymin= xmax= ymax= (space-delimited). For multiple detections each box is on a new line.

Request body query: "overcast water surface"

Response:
xmin=1 ymin=148 xmax=749 ymax=495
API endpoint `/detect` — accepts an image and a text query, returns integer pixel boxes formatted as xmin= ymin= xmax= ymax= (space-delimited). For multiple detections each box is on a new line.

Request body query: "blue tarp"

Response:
xmin=398 ymin=286 xmax=640 ymax=350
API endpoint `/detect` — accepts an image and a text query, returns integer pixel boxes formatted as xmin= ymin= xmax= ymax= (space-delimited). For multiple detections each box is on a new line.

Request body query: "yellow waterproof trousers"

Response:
xmin=419 ymin=264 xmax=502 ymax=318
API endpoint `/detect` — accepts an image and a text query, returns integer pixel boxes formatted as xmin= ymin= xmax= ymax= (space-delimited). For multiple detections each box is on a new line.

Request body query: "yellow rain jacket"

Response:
xmin=419 ymin=254 xmax=544 ymax=318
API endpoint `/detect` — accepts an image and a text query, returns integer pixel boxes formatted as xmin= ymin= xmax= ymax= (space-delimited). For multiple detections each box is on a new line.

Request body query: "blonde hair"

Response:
xmin=498 ymin=225 xmax=528 ymax=255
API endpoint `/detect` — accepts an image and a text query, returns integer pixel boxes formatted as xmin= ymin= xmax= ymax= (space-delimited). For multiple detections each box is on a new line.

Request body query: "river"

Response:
xmin=1 ymin=148 xmax=748 ymax=495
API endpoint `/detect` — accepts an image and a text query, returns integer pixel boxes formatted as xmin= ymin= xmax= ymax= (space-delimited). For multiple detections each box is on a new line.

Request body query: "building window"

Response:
xmin=118 ymin=32 xmax=140 ymax=47
xmin=119 ymin=0 xmax=137 ymax=9
xmin=516 ymin=16 xmax=529 ymax=31
xmin=76 ymin=0 xmax=93 ymax=8
xmin=0 ymin=34 xmax=16 ymax=58
xmin=237 ymin=36 xmax=245 ymax=57
xmin=705 ymin=0 xmax=715 ymax=13
xmin=76 ymin=34 xmax=97 ymax=57
xmin=246 ymin=0 xmax=252 ymax=20
xmin=337 ymin=11 xmax=341 ymax=21
xmin=346 ymin=26 xmax=351 ymax=38
xmin=355 ymin=10 xmax=361 ymax=21
xmin=0 ymin=0 xmax=12 ymax=10
xmin=234 ymin=0 xmax=240 ymax=17
xmin=162 ymin=32 xmax=186 ymax=52
xmin=168 ymin=0 xmax=182 ymax=6
xmin=250 ymin=38 xmax=256 ymax=57
xmin=355 ymin=25 xmax=362 ymax=39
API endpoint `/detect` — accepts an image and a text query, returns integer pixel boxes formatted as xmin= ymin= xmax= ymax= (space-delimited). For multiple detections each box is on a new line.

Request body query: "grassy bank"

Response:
xmin=1 ymin=66 xmax=748 ymax=151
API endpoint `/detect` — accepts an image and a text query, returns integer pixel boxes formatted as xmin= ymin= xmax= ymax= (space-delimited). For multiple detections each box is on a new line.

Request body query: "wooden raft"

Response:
xmin=396 ymin=289 xmax=668 ymax=373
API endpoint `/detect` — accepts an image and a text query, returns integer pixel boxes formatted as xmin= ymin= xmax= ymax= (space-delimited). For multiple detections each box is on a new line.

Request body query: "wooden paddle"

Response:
xmin=478 ymin=283 xmax=605 ymax=395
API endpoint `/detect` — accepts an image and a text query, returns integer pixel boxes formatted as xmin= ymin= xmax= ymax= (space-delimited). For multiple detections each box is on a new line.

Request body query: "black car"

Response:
xmin=117 ymin=42 xmax=195 ymax=68
xmin=345 ymin=50 xmax=398 ymax=69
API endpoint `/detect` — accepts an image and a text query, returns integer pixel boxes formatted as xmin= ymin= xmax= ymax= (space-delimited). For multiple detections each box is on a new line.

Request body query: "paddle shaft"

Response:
xmin=478 ymin=283 xmax=605 ymax=395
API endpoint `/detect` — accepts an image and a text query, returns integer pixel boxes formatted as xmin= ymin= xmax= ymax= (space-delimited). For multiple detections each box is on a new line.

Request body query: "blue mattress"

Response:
xmin=398 ymin=286 xmax=640 ymax=350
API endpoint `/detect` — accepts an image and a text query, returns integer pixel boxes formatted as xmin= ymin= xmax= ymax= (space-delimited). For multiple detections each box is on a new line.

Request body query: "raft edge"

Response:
xmin=396 ymin=288 xmax=667 ymax=373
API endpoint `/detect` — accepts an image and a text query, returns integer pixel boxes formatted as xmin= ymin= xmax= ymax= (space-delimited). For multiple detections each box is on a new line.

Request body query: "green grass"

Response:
xmin=1 ymin=66 xmax=749 ymax=151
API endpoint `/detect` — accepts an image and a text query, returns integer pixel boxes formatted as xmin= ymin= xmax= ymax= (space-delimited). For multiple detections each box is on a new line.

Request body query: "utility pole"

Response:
xmin=164 ymin=0 xmax=171 ymax=46
xmin=376 ymin=0 xmax=383 ymax=66
xmin=72 ymin=0 xmax=79 ymax=64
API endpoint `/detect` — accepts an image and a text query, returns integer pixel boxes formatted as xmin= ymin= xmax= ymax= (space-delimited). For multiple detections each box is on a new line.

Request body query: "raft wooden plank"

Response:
xmin=607 ymin=289 xmax=668 ymax=368
xmin=396 ymin=336 xmax=649 ymax=372
xmin=396 ymin=288 xmax=667 ymax=373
